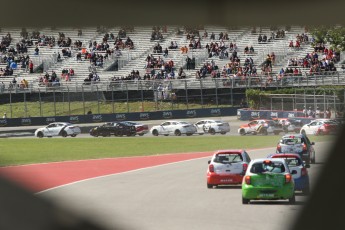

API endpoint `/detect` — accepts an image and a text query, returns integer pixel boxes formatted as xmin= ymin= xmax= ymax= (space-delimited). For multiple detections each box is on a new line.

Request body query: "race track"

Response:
xmin=38 ymin=142 xmax=331 ymax=230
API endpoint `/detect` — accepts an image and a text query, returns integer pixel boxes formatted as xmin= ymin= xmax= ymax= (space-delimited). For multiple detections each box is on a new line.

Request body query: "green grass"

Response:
xmin=0 ymin=135 xmax=332 ymax=167
xmin=0 ymin=101 xmax=231 ymax=118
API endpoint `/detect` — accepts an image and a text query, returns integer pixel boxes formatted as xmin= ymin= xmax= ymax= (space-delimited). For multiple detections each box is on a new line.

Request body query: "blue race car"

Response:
xmin=268 ymin=153 xmax=310 ymax=195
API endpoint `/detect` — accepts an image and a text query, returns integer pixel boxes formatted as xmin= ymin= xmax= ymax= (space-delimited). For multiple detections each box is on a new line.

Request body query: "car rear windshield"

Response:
xmin=214 ymin=153 xmax=243 ymax=163
xmin=281 ymin=138 xmax=302 ymax=145
xmin=250 ymin=162 xmax=286 ymax=174
xmin=273 ymin=157 xmax=302 ymax=167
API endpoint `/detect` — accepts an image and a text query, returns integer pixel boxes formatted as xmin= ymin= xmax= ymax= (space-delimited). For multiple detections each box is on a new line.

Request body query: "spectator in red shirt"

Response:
xmin=293 ymin=68 xmax=299 ymax=76
xmin=29 ymin=60 xmax=33 ymax=73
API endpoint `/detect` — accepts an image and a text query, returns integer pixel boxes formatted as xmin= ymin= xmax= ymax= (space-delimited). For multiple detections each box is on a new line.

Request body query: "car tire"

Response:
xmin=242 ymin=197 xmax=250 ymax=204
xmin=164 ymin=134 xmax=169 ymax=136
xmin=220 ymin=131 xmax=226 ymax=135
xmin=139 ymin=133 xmax=144 ymax=136
xmin=209 ymin=128 xmax=216 ymax=135
xmin=61 ymin=131 xmax=68 ymax=137
xmin=152 ymin=129 xmax=159 ymax=136
xmin=71 ymin=134 xmax=77 ymax=137
xmin=318 ymin=130 xmax=324 ymax=136
xmin=289 ymin=195 xmax=296 ymax=204
xmin=174 ymin=129 xmax=181 ymax=136
xmin=262 ymin=129 xmax=268 ymax=135
xmin=207 ymin=183 xmax=213 ymax=189
xmin=239 ymin=129 xmax=246 ymax=136
xmin=199 ymin=133 xmax=204 ymax=135
xmin=37 ymin=132 xmax=44 ymax=138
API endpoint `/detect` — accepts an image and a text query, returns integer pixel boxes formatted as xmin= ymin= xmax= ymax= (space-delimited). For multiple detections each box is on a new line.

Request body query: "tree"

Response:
xmin=245 ymin=89 xmax=269 ymax=109
xmin=325 ymin=27 xmax=345 ymax=51
xmin=309 ymin=26 xmax=345 ymax=51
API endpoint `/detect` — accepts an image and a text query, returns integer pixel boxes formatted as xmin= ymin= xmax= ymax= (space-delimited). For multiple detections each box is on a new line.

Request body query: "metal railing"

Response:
xmin=1 ymin=74 xmax=345 ymax=118
xmin=1 ymin=71 xmax=345 ymax=95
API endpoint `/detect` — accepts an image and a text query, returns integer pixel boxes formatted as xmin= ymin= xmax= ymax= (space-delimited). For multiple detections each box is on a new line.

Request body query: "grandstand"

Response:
xmin=0 ymin=25 xmax=344 ymax=95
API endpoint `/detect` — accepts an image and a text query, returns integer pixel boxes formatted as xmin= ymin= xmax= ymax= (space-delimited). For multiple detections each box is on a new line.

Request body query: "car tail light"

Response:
xmin=244 ymin=176 xmax=251 ymax=185
xmin=285 ymin=174 xmax=292 ymax=183
xmin=303 ymin=143 xmax=307 ymax=151
xmin=301 ymin=168 xmax=308 ymax=176
xmin=209 ymin=164 xmax=214 ymax=173
xmin=277 ymin=144 xmax=281 ymax=152
xmin=242 ymin=163 xmax=248 ymax=173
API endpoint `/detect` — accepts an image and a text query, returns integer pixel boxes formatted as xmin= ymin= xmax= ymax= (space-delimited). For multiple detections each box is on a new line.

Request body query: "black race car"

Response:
xmin=89 ymin=122 xmax=137 ymax=137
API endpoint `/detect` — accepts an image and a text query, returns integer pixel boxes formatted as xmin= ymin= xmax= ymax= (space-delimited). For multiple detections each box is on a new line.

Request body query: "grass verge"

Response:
xmin=0 ymin=135 xmax=333 ymax=167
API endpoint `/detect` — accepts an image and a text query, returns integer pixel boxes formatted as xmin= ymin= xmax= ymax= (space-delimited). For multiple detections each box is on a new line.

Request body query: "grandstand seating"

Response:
xmin=0 ymin=25 xmax=344 ymax=94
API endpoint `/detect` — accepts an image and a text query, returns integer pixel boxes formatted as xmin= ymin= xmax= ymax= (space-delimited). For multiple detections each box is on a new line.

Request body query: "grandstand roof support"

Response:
xmin=185 ymin=81 xmax=189 ymax=110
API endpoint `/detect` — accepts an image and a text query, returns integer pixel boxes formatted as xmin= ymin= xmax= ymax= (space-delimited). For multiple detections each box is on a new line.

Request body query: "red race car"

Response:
xmin=238 ymin=119 xmax=282 ymax=135
xmin=207 ymin=150 xmax=252 ymax=188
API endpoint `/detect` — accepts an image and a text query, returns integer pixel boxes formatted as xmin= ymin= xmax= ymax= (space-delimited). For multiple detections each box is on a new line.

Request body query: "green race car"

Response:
xmin=242 ymin=158 xmax=296 ymax=204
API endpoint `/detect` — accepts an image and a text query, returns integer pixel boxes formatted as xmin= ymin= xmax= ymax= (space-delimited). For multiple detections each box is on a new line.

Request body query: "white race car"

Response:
xmin=150 ymin=120 xmax=197 ymax=136
xmin=194 ymin=119 xmax=230 ymax=135
xmin=300 ymin=119 xmax=339 ymax=135
xmin=35 ymin=122 xmax=81 ymax=138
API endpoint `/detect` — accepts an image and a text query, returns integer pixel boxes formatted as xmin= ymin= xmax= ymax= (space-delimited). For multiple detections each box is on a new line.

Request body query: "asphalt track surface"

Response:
xmin=38 ymin=142 xmax=331 ymax=230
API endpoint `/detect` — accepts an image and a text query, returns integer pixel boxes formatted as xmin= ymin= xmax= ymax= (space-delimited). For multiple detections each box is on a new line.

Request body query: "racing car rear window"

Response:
xmin=214 ymin=153 xmax=243 ymax=163
xmin=250 ymin=162 xmax=286 ymax=174
xmin=281 ymin=138 xmax=302 ymax=145
xmin=272 ymin=157 xmax=302 ymax=167
xmin=284 ymin=158 xmax=302 ymax=167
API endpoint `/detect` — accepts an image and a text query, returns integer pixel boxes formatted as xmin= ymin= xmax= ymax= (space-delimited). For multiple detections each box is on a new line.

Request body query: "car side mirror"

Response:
xmin=291 ymin=170 xmax=297 ymax=174
xmin=208 ymin=160 xmax=211 ymax=164
xmin=305 ymin=164 xmax=311 ymax=168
